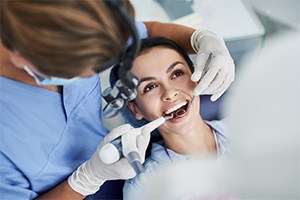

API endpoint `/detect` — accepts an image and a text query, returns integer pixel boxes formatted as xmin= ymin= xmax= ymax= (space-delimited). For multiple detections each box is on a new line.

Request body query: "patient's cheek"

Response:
xmin=187 ymin=81 xmax=197 ymax=92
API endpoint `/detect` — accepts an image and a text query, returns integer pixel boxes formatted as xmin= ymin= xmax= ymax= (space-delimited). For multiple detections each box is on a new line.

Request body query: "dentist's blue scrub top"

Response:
xmin=0 ymin=75 xmax=107 ymax=199
xmin=0 ymin=21 xmax=147 ymax=200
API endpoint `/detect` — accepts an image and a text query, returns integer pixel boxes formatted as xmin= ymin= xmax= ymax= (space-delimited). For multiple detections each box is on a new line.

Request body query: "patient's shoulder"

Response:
xmin=205 ymin=119 xmax=230 ymax=140
xmin=205 ymin=119 xmax=230 ymax=158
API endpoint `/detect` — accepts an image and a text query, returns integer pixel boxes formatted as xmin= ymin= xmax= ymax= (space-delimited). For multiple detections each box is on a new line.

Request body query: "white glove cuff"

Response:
xmin=190 ymin=29 xmax=203 ymax=53
xmin=190 ymin=29 xmax=223 ymax=53
xmin=68 ymin=162 xmax=105 ymax=196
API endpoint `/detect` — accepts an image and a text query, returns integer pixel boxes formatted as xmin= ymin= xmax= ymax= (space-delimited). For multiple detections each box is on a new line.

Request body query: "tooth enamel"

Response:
xmin=165 ymin=101 xmax=187 ymax=114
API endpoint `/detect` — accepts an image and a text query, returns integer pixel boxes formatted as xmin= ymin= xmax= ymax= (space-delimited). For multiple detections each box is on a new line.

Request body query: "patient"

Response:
xmin=110 ymin=37 xmax=230 ymax=199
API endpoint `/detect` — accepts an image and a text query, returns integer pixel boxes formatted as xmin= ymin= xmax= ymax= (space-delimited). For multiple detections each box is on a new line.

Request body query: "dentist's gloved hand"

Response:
xmin=68 ymin=123 xmax=151 ymax=196
xmin=190 ymin=29 xmax=235 ymax=101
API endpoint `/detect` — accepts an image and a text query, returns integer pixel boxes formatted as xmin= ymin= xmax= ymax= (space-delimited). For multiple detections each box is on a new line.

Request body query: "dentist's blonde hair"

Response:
xmin=0 ymin=0 xmax=134 ymax=78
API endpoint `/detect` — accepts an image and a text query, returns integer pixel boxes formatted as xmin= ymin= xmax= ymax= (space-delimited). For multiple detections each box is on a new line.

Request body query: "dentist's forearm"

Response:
xmin=36 ymin=180 xmax=85 ymax=200
xmin=144 ymin=21 xmax=195 ymax=53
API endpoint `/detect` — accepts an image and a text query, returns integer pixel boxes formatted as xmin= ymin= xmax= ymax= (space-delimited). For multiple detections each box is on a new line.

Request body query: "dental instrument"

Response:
xmin=188 ymin=52 xmax=214 ymax=111
xmin=99 ymin=114 xmax=173 ymax=174
xmin=175 ymin=108 xmax=187 ymax=118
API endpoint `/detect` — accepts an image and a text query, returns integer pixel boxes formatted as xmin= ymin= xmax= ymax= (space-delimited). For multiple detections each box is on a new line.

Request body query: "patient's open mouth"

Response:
xmin=164 ymin=101 xmax=189 ymax=119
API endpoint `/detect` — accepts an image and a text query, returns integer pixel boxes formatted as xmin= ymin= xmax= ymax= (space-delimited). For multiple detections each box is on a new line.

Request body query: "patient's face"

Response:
xmin=128 ymin=46 xmax=200 ymax=134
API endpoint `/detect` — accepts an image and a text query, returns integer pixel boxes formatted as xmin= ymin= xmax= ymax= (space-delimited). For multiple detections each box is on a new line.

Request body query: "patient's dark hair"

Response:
xmin=135 ymin=36 xmax=194 ymax=72
xmin=110 ymin=36 xmax=194 ymax=87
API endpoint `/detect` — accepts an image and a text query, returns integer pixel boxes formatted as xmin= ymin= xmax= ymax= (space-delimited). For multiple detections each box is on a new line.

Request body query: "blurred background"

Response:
xmin=100 ymin=0 xmax=300 ymax=130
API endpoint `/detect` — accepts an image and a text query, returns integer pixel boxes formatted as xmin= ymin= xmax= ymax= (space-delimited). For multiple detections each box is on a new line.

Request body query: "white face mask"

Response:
xmin=23 ymin=65 xmax=81 ymax=86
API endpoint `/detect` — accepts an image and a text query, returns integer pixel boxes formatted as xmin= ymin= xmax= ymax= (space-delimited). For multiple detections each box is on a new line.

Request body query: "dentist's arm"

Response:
xmin=144 ymin=22 xmax=235 ymax=101
xmin=144 ymin=21 xmax=195 ymax=53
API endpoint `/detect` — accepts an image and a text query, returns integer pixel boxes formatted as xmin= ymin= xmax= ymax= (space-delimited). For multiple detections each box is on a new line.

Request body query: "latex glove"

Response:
xmin=121 ymin=116 xmax=166 ymax=165
xmin=190 ymin=29 xmax=235 ymax=101
xmin=68 ymin=123 xmax=150 ymax=196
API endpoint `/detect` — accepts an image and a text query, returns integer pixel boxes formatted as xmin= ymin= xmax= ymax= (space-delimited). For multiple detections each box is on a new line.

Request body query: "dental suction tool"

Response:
xmin=99 ymin=115 xmax=173 ymax=174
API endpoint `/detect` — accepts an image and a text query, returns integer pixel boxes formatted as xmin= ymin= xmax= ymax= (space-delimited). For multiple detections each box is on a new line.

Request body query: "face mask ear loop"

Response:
xmin=23 ymin=65 xmax=35 ymax=76
xmin=23 ymin=65 xmax=45 ymax=84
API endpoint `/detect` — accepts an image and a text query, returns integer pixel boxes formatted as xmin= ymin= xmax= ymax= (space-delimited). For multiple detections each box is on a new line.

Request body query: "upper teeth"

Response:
xmin=165 ymin=101 xmax=187 ymax=115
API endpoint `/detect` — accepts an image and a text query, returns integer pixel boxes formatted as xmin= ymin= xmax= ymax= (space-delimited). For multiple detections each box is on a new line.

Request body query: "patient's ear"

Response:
xmin=127 ymin=102 xmax=144 ymax=120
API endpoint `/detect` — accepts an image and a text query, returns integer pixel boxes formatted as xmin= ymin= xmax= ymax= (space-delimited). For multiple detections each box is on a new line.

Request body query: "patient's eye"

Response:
xmin=143 ymin=83 xmax=158 ymax=93
xmin=171 ymin=69 xmax=184 ymax=79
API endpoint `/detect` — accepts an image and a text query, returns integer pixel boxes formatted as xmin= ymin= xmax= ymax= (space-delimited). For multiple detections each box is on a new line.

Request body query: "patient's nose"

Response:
xmin=162 ymin=88 xmax=179 ymax=101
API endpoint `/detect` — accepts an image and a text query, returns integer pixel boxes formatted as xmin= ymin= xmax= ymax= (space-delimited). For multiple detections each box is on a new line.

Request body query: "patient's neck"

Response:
xmin=161 ymin=117 xmax=217 ymax=156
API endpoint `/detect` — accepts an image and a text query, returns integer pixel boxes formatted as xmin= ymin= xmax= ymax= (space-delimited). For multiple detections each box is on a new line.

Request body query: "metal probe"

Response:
xmin=188 ymin=52 xmax=214 ymax=111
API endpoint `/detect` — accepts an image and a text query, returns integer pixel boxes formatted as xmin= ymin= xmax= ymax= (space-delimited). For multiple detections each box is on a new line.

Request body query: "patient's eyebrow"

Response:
xmin=166 ymin=61 xmax=183 ymax=73
xmin=139 ymin=76 xmax=156 ymax=84
xmin=139 ymin=61 xmax=184 ymax=84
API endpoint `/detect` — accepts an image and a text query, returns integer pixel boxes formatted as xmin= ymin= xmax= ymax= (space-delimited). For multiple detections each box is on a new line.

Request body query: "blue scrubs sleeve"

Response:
xmin=0 ymin=152 xmax=38 ymax=199
xmin=135 ymin=21 xmax=148 ymax=39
